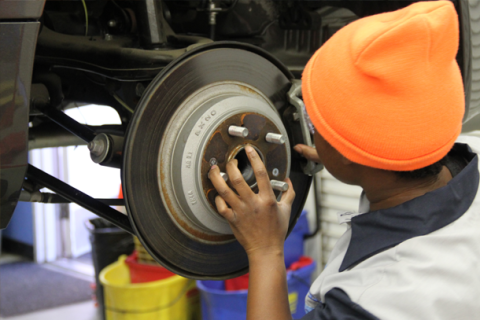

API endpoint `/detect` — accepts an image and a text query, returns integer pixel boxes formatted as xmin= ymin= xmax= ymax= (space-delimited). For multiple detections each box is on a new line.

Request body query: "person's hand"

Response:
xmin=209 ymin=145 xmax=295 ymax=259
xmin=293 ymin=144 xmax=321 ymax=163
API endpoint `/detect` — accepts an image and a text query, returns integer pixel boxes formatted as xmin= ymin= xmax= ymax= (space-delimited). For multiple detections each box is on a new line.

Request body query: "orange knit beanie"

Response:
xmin=302 ymin=1 xmax=464 ymax=171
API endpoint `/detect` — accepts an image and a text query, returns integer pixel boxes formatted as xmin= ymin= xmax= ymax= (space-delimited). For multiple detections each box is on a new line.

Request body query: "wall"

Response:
xmin=317 ymin=170 xmax=362 ymax=268
xmin=3 ymin=201 xmax=33 ymax=245
xmin=2 ymin=201 xmax=34 ymax=258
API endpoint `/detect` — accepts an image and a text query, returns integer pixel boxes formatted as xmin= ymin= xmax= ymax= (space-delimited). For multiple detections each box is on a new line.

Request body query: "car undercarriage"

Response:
xmin=0 ymin=0 xmax=477 ymax=279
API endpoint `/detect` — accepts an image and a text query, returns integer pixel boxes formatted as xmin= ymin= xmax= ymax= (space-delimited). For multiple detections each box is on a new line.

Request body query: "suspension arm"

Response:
xmin=26 ymin=164 xmax=133 ymax=234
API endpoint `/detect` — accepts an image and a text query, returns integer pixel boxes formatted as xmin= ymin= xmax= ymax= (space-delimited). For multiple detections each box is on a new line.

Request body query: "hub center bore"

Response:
xmin=229 ymin=145 xmax=265 ymax=189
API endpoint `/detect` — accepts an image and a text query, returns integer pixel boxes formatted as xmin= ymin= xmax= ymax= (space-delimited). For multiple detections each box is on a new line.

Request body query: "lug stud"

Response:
xmin=220 ymin=172 xmax=229 ymax=182
xmin=228 ymin=126 xmax=249 ymax=138
xmin=208 ymin=170 xmax=229 ymax=182
xmin=270 ymin=180 xmax=288 ymax=192
xmin=265 ymin=133 xmax=286 ymax=144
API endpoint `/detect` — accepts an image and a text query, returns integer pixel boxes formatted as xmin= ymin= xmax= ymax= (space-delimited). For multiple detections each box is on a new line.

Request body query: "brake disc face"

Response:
xmin=123 ymin=43 xmax=311 ymax=279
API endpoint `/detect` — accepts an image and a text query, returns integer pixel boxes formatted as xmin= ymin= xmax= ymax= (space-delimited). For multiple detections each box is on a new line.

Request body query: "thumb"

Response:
xmin=294 ymin=144 xmax=321 ymax=164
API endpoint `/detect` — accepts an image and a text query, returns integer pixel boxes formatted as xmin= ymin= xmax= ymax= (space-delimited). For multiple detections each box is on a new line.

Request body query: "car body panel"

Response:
xmin=0 ymin=0 xmax=45 ymax=20
xmin=0 ymin=22 xmax=41 ymax=228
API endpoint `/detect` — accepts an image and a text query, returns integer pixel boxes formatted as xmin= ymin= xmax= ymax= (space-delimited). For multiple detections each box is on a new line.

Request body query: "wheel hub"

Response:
xmin=160 ymin=82 xmax=290 ymax=240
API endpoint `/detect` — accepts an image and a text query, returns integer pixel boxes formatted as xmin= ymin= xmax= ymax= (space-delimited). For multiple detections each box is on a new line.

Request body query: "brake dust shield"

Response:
xmin=123 ymin=42 xmax=312 ymax=279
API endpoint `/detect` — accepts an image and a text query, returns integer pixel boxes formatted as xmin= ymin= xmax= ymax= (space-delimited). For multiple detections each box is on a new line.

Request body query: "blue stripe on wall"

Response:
xmin=3 ymin=202 xmax=34 ymax=245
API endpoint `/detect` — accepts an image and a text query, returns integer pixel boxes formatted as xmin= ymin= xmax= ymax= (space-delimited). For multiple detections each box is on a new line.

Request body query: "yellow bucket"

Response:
xmin=100 ymin=256 xmax=200 ymax=320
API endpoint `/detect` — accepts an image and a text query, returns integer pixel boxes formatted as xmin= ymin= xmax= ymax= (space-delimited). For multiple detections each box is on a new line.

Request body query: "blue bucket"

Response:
xmin=284 ymin=210 xmax=310 ymax=267
xmin=197 ymin=261 xmax=316 ymax=320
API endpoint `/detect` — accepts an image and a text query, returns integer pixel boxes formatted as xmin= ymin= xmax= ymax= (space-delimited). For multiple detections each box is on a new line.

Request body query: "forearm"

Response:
xmin=246 ymin=250 xmax=292 ymax=320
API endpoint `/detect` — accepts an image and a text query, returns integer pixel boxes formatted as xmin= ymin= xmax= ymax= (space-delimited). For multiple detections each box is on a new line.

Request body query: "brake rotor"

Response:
xmin=123 ymin=42 xmax=312 ymax=279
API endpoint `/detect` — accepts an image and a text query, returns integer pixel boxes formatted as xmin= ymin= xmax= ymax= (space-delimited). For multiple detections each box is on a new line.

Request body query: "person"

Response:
xmin=208 ymin=1 xmax=480 ymax=319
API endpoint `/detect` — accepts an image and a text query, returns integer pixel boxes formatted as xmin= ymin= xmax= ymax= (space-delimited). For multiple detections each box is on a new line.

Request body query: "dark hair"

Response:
xmin=392 ymin=157 xmax=447 ymax=180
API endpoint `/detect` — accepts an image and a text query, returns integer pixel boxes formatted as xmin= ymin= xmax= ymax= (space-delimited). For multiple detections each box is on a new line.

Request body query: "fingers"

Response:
xmin=225 ymin=159 xmax=254 ymax=200
xmin=245 ymin=145 xmax=275 ymax=198
xmin=209 ymin=165 xmax=241 ymax=208
xmin=293 ymin=144 xmax=321 ymax=164
xmin=215 ymin=196 xmax=235 ymax=222
xmin=280 ymin=178 xmax=295 ymax=206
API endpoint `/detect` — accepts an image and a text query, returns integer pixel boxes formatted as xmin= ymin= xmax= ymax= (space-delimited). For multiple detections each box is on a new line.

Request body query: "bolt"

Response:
xmin=271 ymin=180 xmax=289 ymax=192
xmin=108 ymin=20 xmax=117 ymax=28
xmin=265 ymin=133 xmax=286 ymax=145
xmin=228 ymin=126 xmax=249 ymax=138
xmin=292 ymin=113 xmax=300 ymax=121
xmin=272 ymin=168 xmax=279 ymax=177
xmin=88 ymin=139 xmax=105 ymax=156
xmin=135 ymin=83 xmax=145 ymax=97
xmin=104 ymin=33 xmax=113 ymax=41
xmin=208 ymin=0 xmax=218 ymax=25
xmin=209 ymin=158 xmax=218 ymax=166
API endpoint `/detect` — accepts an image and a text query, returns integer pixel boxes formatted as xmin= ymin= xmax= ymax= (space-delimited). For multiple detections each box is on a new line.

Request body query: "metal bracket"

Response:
xmin=26 ymin=164 xmax=133 ymax=234
xmin=287 ymin=79 xmax=323 ymax=176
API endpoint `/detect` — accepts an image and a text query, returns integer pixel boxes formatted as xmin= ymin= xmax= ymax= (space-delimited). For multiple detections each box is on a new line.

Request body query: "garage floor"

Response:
xmin=0 ymin=301 xmax=100 ymax=320
xmin=0 ymin=253 xmax=101 ymax=320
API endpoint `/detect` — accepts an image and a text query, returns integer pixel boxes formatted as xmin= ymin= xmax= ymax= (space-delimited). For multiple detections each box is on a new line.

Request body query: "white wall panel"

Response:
xmin=317 ymin=169 xmax=361 ymax=268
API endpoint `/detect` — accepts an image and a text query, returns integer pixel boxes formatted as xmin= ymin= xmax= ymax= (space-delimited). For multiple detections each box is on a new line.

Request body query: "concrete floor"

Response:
xmin=0 ymin=301 xmax=101 ymax=320
xmin=0 ymin=253 xmax=101 ymax=320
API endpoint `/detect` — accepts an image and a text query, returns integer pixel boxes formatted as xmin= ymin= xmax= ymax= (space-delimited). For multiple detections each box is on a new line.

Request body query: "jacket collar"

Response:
xmin=340 ymin=143 xmax=479 ymax=272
